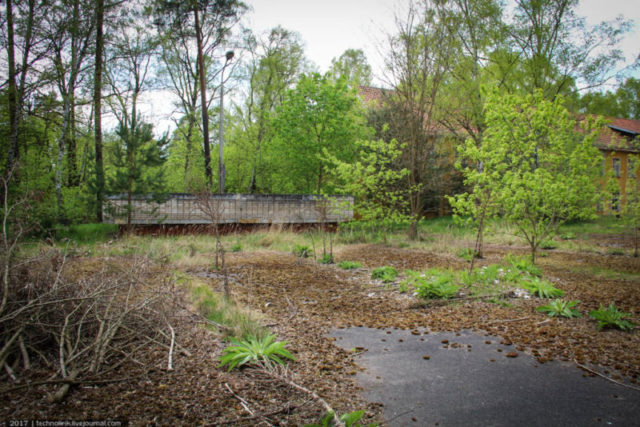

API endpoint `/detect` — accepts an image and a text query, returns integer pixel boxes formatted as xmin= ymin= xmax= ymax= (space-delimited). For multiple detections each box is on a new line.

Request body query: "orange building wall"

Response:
xmin=602 ymin=150 xmax=640 ymax=212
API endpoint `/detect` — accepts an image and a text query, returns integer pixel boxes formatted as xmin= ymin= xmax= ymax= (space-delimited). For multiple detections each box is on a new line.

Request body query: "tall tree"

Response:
xmin=43 ymin=0 xmax=95 ymax=217
xmin=105 ymin=11 xmax=162 ymax=226
xmin=329 ymin=48 xmax=372 ymax=88
xmin=93 ymin=0 xmax=105 ymax=221
xmin=228 ymin=26 xmax=307 ymax=193
xmin=507 ymin=0 xmax=632 ymax=99
xmin=382 ymin=0 xmax=456 ymax=239
xmin=154 ymin=0 xmax=246 ymax=188
xmin=268 ymin=73 xmax=370 ymax=194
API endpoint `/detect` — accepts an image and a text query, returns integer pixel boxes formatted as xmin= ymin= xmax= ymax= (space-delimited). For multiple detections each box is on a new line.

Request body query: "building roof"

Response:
xmin=593 ymin=117 xmax=640 ymax=153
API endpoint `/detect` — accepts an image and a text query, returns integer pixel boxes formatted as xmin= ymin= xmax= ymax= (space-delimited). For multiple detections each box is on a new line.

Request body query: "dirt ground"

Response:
xmin=2 ymin=237 xmax=639 ymax=425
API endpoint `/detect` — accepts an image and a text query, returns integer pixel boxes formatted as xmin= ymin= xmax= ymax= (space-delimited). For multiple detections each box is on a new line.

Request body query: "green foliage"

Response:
xmin=319 ymin=253 xmax=334 ymax=264
xmin=267 ymin=72 xmax=371 ymax=193
xmin=53 ymin=223 xmax=118 ymax=244
xmin=306 ymin=409 xmax=374 ymax=427
xmin=415 ymin=269 xmax=460 ymax=300
xmin=522 ymin=278 xmax=565 ymax=298
xmin=324 ymin=138 xmax=412 ymax=240
xmin=536 ymin=299 xmax=581 ymax=318
xmin=457 ymin=248 xmax=477 ymax=262
xmin=456 ymin=89 xmax=603 ymax=263
xmin=231 ymin=243 xmax=242 ymax=253
xmin=540 ymin=240 xmax=557 ymax=250
xmin=293 ymin=244 xmax=312 ymax=258
xmin=504 ymin=253 xmax=542 ymax=277
xmin=219 ymin=334 xmax=296 ymax=371
xmin=589 ymin=303 xmax=637 ymax=331
xmin=338 ymin=260 xmax=362 ymax=270
xmin=560 ymin=232 xmax=576 ymax=240
xmin=371 ymin=266 xmax=398 ymax=282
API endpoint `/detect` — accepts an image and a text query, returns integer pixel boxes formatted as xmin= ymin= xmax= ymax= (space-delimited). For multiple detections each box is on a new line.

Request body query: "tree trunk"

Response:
xmin=194 ymin=7 xmax=212 ymax=187
xmin=94 ymin=0 xmax=105 ymax=222
xmin=5 ymin=0 xmax=19 ymax=178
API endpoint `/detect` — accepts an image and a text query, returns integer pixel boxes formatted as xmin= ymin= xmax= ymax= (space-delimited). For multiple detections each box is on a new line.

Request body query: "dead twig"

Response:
xmin=166 ymin=321 xmax=175 ymax=371
xmin=574 ymin=361 xmax=640 ymax=392
xmin=486 ymin=316 xmax=530 ymax=324
xmin=224 ymin=382 xmax=274 ymax=426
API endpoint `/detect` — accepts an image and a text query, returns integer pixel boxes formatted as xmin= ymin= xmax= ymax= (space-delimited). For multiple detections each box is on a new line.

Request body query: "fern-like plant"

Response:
xmin=522 ymin=278 xmax=564 ymax=298
xmin=306 ymin=410 xmax=372 ymax=427
xmin=505 ymin=253 xmax=542 ymax=277
xmin=537 ymin=299 xmax=581 ymax=318
xmin=338 ymin=260 xmax=362 ymax=270
xmin=219 ymin=334 xmax=296 ymax=371
xmin=589 ymin=303 xmax=637 ymax=331
xmin=371 ymin=266 xmax=398 ymax=282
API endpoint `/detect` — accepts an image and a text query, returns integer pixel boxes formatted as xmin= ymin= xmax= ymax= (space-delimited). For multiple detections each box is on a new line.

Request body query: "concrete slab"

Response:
xmin=331 ymin=327 xmax=640 ymax=426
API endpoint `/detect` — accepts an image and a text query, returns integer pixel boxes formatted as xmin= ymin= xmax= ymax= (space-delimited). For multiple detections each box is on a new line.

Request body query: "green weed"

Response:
xmin=537 ymin=299 xmax=581 ymax=318
xmin=338 ymin=260 xmax=362 ymax=270
xmin=371 ymin=266 xmax=398 ymax=282
xmin=589 ymin=303 xmax=636 ymax=331
xmin=522 ymin=278 xmax=565 ymax=298
xmin=219 ymin=334 xmax=296 ymax=371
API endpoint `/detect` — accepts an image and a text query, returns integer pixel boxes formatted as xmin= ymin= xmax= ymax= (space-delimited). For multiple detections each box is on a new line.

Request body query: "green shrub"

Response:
xmin=293 ymin=244 xmax=312 ymax=258
xmin=338 ymin=260 xmax=362 ymax=270
xmin=457 ymin=248 xmax=477 ymax=261
xmin=319 ymin=253 xmax=334 ymax=264
xmin=537 ymin=299 xmax=581 ymax=318
xmin=560 ymin=232 xmax=576 ymax=240
xmin=522 ymin=278 xmax=565 ymax=298
xmin=540 ymin=240 xmax=557 ymax=250
xmin=505 ymin=253 xmax=542 ymax=277
xmin=589 ymin=303 xmax=636 ymax=331
xmin=231 ymin=243 xmax=242 ymax=252
xmin=219 ymin=334 xmax=296 ymax=371
xmin=371 ymin=266 xmax=398 ymax=282
xmin=416 ymin=268 xmax=459 ymax=299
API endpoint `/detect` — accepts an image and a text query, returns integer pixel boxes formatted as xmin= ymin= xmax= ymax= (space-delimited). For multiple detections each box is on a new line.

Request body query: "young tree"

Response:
xmin=473 ymin=89 xmax=603 ymax=262
xmin=324 ymin=137 xmax=411 ymax=242
xmin=268 ymin=73 xmax=370 ymax=194
xmin=622 ymin=157 xmax=640 ymax=257
xmin=382 ymin=0 xmax=456 ymax=239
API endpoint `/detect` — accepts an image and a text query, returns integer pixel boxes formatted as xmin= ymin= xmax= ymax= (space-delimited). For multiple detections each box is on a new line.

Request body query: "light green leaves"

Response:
xmin=219 ymin=334 xmax=296 ymax=371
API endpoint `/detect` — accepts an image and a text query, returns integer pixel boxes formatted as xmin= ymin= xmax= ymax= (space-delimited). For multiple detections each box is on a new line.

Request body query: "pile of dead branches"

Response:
xmin=0 ymin=248 xmax=177 ymax=402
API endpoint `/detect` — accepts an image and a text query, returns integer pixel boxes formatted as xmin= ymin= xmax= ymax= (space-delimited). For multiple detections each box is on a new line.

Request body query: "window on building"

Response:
xmin=612 ymin=157 xmax=621 ymax=178
xmin=612 ymin=193 xmax=620 ymax=212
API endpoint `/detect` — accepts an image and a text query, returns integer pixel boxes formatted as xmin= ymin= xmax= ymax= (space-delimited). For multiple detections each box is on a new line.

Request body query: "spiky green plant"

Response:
xmin=293 ymin=244 xmax=312 ymax=258
xmin=415 ymin=269 xmax=459 ymax=299
xmin=219 ymin=334 xmax=296 ymax=371
xmin=371 ymin=266 xmax=398 ymax=282
xmin=338 ymin=260 xmax=362 ymax=270
xmin=505 ymin=253 xmax=542 ymax=277
xmin=589 ymin=303 xmax=637 ymax=331
xmin=523 ymin=278 xmax=564 ymax=298
xmin=537 ymin=299 xmax=581 ymax=318
xmin=319 ymin=253 xmax=334 ymax=264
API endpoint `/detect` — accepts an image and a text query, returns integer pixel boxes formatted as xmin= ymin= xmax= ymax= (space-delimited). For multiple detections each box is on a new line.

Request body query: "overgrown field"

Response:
xmin=2 ymin=217 xmax=639 ymax=425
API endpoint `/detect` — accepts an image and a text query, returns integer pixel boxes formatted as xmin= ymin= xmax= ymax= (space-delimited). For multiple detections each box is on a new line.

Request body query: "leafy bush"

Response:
xmin=522 ymin=278 xmax=565 ymax=298
xmin=537 ymin=299 xmax=581 ymax=318
xmin=338 ymin=260 xmax=362 ymax=270
xmin=319 ymin=253 xmax=334 ymax=264
xmin=457 ymin=248 xmax=476 ymax=261
xmin=505 ymin=253 xmax=542 ymax=277
xmin=540 ymin=240 xmax=557 ymax=250
xmin=231 ymin=243 xmax=242 ymax=252
xmin=560 ymin=232 xmax=576 ymax=240
xmin=589 ymin=303 xmax=637 ymax=331
xmin=293 ymin=244 xmax=312 ymax=258
xmin=219 ymin=334 xmax=296 ymax=371
xmin=415 ymin=268 xmax=459 ymax=299
xmin=371 ymin=266 xmax=398 ymax=282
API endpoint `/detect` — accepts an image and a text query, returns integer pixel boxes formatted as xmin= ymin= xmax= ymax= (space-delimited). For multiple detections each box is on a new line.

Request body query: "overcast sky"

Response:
xmin=244 ymin=0 xmax=640 ymax=85
xmin=146 ymin=0 xmax=640 ymax=136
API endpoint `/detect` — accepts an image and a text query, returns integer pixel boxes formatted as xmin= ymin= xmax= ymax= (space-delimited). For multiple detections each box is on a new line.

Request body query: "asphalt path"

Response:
xmin=331 ymin=327 xmax=640 ymax=426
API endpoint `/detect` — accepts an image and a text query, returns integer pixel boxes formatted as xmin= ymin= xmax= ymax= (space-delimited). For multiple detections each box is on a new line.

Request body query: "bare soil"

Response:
xmin=2 ymin=238 xmax=639 ymax=425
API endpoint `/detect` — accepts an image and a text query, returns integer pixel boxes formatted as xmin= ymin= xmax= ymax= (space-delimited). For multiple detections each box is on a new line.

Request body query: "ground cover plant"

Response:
xmin=537 ymin=300 xmax=582 ymax=318
xmin=589 ymin=303 xmax=637 ymax=331
xmin=219 ymin=333 xmax=296 ymax=371
xmin=338 ymin=260 xmax=362 ymax=270
xmin=371 ymin=266 xmax=398 ymax=282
